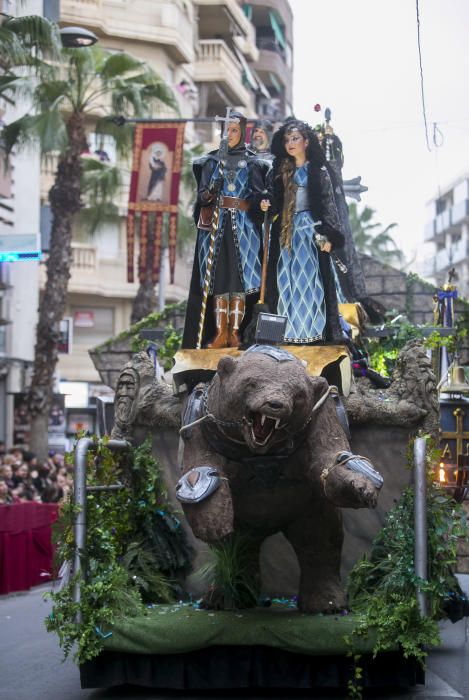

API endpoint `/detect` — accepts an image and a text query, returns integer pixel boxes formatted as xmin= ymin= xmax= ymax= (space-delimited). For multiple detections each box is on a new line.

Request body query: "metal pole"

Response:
xmin=158 ymin=247 xmax=168 ymax=311
xmin=113 ymin=116 xmax=257 ymax=125
xmin=73 ymin=437 xmax=93 ymax=621
xmin=72 ymin=438 xmax=129 ymax=621
xmin=414 ymin=436 xmax=427 ymax=617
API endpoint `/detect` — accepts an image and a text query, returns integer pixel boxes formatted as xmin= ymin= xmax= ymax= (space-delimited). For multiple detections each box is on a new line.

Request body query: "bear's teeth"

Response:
xmin=275 ymin=418 xmax=280 ymax=429
xmin=261 ymin=415 xmax=266 ymax=426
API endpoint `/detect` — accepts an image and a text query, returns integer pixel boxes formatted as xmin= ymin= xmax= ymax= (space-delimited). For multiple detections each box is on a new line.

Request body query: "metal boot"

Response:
xmin=207 ymin=294 xmax=229 ymax=349
xmin=228 ymin=293 xmax=245 ymax=348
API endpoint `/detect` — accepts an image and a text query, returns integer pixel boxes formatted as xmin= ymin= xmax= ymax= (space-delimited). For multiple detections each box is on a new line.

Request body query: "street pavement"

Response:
xmin=0 ymin=578 xmax=468 ymax=700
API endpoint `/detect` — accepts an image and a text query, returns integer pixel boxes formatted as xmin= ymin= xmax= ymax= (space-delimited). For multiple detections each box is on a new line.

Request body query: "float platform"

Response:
xmin=80 ymin=604 xmax=423 ymax=690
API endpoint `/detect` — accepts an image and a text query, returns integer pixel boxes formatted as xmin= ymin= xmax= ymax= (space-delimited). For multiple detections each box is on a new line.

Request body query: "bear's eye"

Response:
xmin=295 ymin=390 xmax=306 ymax=402
xmin=245 ymin=379 xmax=258 ymax=391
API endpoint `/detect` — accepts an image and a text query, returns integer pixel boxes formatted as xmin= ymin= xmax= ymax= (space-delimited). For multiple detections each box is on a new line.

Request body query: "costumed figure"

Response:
xmin=263 ymin=120 xmax=345 ymax=343
xmin=249 ymin=118 xmax=274 ymax=163
xmin=146 ymin=145 xmax=167 ymax=201
xmin=182 ymin=111 xmax=269 ymax=349
xmin=314 ymin=113 xmax=382 ymax=321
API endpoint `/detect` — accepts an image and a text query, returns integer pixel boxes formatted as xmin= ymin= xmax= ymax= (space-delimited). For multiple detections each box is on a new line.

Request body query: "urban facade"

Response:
xmin=0 ymin=0 xmax=43 ymax=444
xmin=2 ymin=0 xmax=293 ymax=444
xmin=420 ymin=172 xmax=469 ymax=297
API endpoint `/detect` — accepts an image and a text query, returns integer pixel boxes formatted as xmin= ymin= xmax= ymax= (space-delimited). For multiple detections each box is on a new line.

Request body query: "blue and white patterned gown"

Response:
xmin=277 ymin=164 xmax=327 ymax=342
xmin=197 ymin=159 xmax=261 ymax=295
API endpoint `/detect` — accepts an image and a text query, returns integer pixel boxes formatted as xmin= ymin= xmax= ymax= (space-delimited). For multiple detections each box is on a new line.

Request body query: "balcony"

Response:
xmin=194 ymin=40 xmax=252 ymax=109
xmin=435 ymin=209 xmax=451 ymax=234
xmin=72 ymin=244 xmax=97 ymax=270
xmin=256 ymin=43 xmax=292 ymax=104
xmin=423 ymin=220 xmax=435 ymax=242
xmin=450 ymin=238 xmax=468 ymax=265
xmin=421 ymin=239 xmax=469 ymax=279
xmin=248 ymin=0 xmax=293 ymax=43
xmin=60 ymin=0 xmax=194 ymax=64
xmin=195 ymin=0 xmax=258 ymax=61
xmin=451 ymin=199 xmax=469 ymax=226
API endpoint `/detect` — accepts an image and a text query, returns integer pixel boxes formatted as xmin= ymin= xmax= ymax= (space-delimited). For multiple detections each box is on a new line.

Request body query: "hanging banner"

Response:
xmin=127 ymin=122 xmax=186 ymax=285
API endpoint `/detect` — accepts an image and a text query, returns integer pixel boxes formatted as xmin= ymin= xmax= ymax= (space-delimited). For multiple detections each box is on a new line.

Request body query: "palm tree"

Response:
xmin=1 ymin=33 xmax=177 ymax=458
xmin=348 ymin=202 xmax=404 ymax=267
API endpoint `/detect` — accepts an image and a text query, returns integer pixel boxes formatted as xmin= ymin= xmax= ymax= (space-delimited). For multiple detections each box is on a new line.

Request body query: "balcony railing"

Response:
xmin=452 ymin=199 xmax=469 ymax=226
xmin=195 ymin=0 xmax=257 ymax=59
xmin=421 ymin=240 xmax=469 ymax=279
xmin=256 ymin=37 xmax=286 ymax=61
xmin=194 ymin=40 xmax=251 ymax=107
xmin=72 ymin=244 xmax=97 ymax=271
xmin=60 ymin=0 xmax=194 ymax=63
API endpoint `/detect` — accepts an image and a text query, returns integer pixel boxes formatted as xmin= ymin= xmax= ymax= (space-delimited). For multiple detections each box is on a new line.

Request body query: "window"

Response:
xmin=71 ymin=306 xmax=114 ymax=346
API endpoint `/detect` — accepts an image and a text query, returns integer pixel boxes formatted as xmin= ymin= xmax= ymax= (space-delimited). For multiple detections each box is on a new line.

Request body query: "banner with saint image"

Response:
xmin=127 ymin=122 xmax=185 ymax=284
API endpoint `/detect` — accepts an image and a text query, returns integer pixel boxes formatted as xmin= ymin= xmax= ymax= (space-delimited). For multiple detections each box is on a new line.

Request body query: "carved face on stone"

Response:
xmin=210 ymin=352 xmax=323 ymax=455
xmin=115 ymin=367 xmax=139 ymax=425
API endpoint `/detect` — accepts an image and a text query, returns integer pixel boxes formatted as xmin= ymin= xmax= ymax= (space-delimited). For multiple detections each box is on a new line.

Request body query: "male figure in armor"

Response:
xmin=249 ymin=118 xmax=274 ymax=162
xmin=182 ymin=111 xmax=269 ymax=349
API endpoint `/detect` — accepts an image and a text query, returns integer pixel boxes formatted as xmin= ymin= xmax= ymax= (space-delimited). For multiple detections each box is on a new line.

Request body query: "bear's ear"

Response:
xmin=217 ymin=355 xmax=237 ymax=378
xmin=309 ymin=375 xmax=329 ymax=400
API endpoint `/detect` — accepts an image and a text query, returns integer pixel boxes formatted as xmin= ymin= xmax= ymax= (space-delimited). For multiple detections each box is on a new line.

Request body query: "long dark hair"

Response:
xmin=271 ymin=121 xmax=327 ymax=250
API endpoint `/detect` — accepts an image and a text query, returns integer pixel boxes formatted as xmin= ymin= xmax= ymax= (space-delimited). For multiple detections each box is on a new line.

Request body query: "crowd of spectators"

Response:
xmin=0 ymin=442 xmax=72 ymax=505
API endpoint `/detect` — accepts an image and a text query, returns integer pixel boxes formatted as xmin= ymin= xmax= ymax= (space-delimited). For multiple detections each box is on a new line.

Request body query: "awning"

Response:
xmin=268 ymin=71 xmax=283 ymax=93
xmin=269 ymin=10 xmax=286 ymax=50
xmin=251 ymin=68 xmax=270 ymax=99
xmin=233 ymin=45 xmax=257 ymax=92
xmin=242 ymin=3 xmax=252 ymax=20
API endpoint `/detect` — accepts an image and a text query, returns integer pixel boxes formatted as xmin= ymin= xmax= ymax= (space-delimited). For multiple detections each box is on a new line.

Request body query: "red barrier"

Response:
xmin=0 ymin=502 xmax=58 ymax=594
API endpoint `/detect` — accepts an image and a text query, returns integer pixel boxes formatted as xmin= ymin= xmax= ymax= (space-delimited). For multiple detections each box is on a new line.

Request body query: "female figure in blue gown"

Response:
xmin=262 ymin=120 xmax=345 ymax=343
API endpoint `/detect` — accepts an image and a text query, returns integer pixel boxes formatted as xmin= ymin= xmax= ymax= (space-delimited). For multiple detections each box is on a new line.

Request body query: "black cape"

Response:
xmin=182 ymin=146 xmax=270 ymax=349
xmin=266 ymin=156 xmax=345 ymax=343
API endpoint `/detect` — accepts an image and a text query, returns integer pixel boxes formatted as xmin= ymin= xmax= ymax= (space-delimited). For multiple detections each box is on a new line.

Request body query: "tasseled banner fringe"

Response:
xmin=138 ymin=212 xmax=149 ymax=284
xmin=169 ymin=213 xmax=177 ymax=284
xmin=151 ymin=213 xmax=164 ymax=285
xmin=126 ymin=213 xmax=135 ymax=283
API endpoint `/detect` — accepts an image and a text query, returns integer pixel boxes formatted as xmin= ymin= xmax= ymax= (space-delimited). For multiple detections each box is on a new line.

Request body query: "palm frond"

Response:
xmin=0 ymin=25 xmax=27 ymax=64
xmin=2 ymin=109 xmax=68 ymax=154
xmin=35 ymin=80 xmax=72 ymax=109
xmin=109 ymin=74 xmax=178 ymax=117
xmin=81 ymin=157 xmax=122 ymax=203
xmin=100 ymin=51 xmax=144 ymax=79
xmin=0 ymin=74 xmax=35 ymax=103
xmin=94 ymin=117 xmax=135 ymax=157
xmin=76 ymin=203 xmax=120 ymax=234
xmin=2 ymin=15 xmax=61 ymax=59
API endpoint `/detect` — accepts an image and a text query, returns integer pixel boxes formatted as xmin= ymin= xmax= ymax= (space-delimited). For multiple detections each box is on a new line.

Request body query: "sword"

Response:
xmin=313 ymin=220 xmax=348 ymax=274
xmin=259 ymin=210 xmax=271 ymax=304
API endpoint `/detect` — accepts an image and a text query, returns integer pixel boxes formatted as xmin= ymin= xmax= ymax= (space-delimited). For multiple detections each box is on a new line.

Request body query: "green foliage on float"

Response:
xmin=45 ymin=438 xmax=192 ymax=664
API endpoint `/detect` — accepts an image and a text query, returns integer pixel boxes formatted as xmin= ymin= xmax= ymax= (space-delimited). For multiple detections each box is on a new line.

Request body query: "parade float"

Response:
xmin=46 ymin=110 xmax=469 ymax=697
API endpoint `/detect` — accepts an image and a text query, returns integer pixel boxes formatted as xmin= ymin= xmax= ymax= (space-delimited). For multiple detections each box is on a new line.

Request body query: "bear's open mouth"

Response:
xmin=248 ymin=412 xmax=281 ymax=446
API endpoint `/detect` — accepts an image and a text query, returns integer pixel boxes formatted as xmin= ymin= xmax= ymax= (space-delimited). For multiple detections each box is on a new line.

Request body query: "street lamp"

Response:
xmin=59 ymin=26 xmax=98 ymax=48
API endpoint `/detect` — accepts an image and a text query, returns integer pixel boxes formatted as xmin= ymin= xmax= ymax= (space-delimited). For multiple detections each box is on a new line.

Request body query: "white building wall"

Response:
xmin=0 ymin=0 xmax=42 ymax=442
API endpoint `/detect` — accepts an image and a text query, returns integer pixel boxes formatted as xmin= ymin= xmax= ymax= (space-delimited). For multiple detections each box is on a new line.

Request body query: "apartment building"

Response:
xmin=32 ymin=0 xmax=294 ymax=433
xmin=420 ymin=172 xmax=469 ymax=297
xmin=0 ymin=0 xmax=43 ymax=443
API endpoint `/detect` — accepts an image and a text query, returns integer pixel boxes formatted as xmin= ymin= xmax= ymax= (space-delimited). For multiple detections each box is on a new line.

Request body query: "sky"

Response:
xmin=289 ymin=0 xmax=469 ymax=268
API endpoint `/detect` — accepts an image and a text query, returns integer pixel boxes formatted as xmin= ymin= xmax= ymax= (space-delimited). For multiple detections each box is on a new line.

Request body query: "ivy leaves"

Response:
xmin=45 ymin=439 xmax=192 ymax=663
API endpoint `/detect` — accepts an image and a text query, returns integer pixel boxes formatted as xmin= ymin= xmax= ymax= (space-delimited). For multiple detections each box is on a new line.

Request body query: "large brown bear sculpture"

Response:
xmin=176 ymin=346 xmax=382 ymax=614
